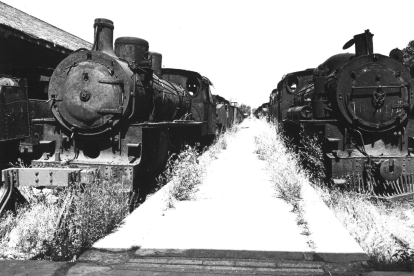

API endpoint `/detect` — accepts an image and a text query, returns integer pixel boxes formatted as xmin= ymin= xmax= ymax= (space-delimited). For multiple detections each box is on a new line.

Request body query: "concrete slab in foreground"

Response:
xmin=0 ymin=260 xmax=67 ymax=276
xmin=75 ymin=248 xmax=371 ymax=275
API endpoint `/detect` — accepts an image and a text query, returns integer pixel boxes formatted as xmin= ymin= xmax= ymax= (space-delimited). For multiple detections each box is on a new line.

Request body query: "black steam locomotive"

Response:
xmin=254 ymin=103 xmax=269 ymax=119
xmin=269 ymin=30 xmax=414 ymax=200
xmin=0 ymin=18 xmax=242 ymax=212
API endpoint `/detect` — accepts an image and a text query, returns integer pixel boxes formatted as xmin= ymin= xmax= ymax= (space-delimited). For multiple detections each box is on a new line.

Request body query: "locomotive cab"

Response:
xmin=162 ymin=68 xmax=217 ymax=140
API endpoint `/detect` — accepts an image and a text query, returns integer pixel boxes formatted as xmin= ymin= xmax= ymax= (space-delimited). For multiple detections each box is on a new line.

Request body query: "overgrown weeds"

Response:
xmin=254 ymin=119 xmax=315 ymax=249
xmin=160 ymin=145 xmax=204 ymax=209
xmin=159 ymin=124 xmax=239 ymax=209
xmin=258 ymin=119 xmax=414 ymax=271
xmin=317 ymin=186 xmax=414 ymax=271
xmin=0 ymin=179 xmax=130 ymax=261
xmin=0 ymin=124 xmax=241 ymax=260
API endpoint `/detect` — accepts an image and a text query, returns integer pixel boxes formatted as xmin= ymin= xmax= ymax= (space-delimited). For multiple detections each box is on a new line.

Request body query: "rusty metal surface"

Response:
xmin=49 ymin=50 xmax=134 ymax=136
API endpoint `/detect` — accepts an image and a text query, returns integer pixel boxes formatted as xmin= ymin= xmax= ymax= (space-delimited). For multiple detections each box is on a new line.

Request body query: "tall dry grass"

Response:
xmin=0 ymin=180 xmax=130 ymax=261
xmin=255 ymin=118 xmax=414 ymax=271
xmin=254 ymin=119 xmax=315 ymax=249
xmin=317 ymin=187 xmax=414 ymax=271
xmin=159 ymin=125 xmax=239 ymax=209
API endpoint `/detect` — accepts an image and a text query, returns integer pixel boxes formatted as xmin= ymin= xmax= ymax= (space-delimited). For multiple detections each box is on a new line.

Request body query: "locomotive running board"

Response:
xmin=131 ymin=121 xmax=204 ymax=128
xmin=0 ymin=168 xmax=82 ymax=214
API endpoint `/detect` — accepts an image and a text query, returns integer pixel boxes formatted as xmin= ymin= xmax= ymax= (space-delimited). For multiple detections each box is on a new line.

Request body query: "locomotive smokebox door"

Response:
xmin=335 ymin=54 xmax=413 ymax=132
xmin=58 ymin=63 xmax=123 ymax=128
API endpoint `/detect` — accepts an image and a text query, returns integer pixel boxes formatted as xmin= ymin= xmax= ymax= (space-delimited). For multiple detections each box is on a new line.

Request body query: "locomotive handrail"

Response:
xmin=351 ymin=84 xmax=407 ymax=89
xmin=349 ymin=84 xmax=407 ymax=99
xmin=128 ymin=73 xmax=137 ymax=120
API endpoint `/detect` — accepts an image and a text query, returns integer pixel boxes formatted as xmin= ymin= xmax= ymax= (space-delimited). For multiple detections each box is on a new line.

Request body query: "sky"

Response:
xmin=3 ymin=0 xmax=414 ymax=108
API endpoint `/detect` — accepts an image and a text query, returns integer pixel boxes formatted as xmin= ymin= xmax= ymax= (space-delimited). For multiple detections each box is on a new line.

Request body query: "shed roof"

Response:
xmin=0 ymin=1 xmax=92 ymax=54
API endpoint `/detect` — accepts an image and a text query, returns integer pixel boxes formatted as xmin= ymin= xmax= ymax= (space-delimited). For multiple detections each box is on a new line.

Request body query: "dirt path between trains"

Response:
xmin=94 ymin=119 xmax=365 ymax=258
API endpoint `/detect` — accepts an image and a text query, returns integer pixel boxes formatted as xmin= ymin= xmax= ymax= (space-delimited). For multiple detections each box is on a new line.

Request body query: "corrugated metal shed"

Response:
xmin=0 ymin=1 xmax=92 ymax=53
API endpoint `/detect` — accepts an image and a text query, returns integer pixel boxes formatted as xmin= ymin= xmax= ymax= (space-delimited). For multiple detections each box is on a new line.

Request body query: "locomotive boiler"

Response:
xmin=272 ymin=30 xmax=414 ymax=199
xmin=0 ymin=18 xmax=216 ymax=210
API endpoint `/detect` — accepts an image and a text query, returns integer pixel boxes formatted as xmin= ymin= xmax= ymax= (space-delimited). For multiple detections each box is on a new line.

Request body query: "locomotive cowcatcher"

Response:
xmin=272 ymin=30 xmax=414 ymax=200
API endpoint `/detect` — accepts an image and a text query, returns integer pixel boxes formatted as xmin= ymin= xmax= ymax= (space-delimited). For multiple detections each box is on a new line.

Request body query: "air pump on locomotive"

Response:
xmin=0 ymin=18 xmax=219 ymax=212
xmin=271 ymin=30 xmax=414 ymax=199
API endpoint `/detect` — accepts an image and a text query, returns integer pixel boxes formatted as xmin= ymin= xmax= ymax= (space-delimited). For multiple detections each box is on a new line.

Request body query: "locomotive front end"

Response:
xmin=278 ymin=30 xmax=414 ymax=199
xmin=324 ymin=32 xmax=414 ymax=197
xmin=49 ymin=19 xmax=137 ymax=137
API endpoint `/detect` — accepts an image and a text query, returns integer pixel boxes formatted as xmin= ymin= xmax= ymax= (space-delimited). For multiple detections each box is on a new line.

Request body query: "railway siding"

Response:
xmin=86 ymin=119 xmax=370 ymax=275
xmin=1 ymin=119 xmax=412 ymax=275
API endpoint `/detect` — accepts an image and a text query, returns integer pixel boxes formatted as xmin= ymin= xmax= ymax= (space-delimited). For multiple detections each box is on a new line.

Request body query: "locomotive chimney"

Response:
xmin=148 ymin=52 xmax=162 ymax=76
xmin=92 ymin=18 xmax=116 ymax=57
xmin=354 ymin=30 xmax=373 ymax=56
xmin=342 ymin=29 xmax=374 ymax=56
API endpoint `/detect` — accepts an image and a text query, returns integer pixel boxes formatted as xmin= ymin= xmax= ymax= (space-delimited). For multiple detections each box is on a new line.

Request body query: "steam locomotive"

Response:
xmin=269 ymin=30 xmax=414 ymax=200
xmin=253 ymin=103 xmax=269 ymax=119
xmin=0 ymin=18 xmax=242 ymax=212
